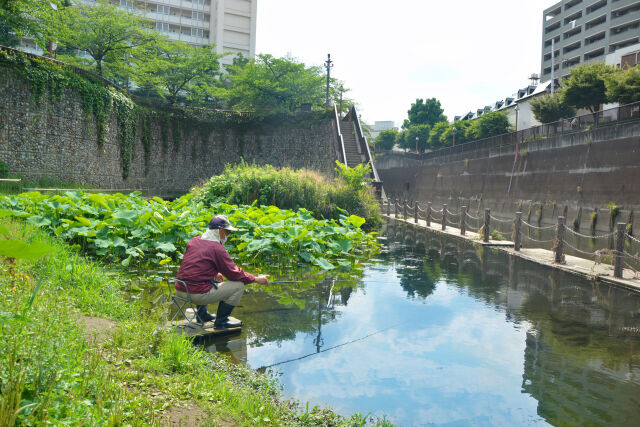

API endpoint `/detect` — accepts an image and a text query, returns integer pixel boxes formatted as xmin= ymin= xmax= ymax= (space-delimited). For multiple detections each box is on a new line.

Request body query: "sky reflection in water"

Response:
xmin=213 ymin=223 xmax=640 ymax=426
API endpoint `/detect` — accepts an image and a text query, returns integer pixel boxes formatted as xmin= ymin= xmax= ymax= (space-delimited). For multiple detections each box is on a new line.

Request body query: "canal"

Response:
xmin=194 ymin=220 xmax=640 ymax=426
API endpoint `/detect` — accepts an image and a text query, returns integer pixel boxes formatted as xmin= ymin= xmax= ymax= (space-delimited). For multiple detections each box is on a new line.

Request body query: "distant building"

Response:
xmin=456 ymin=77 xmax=551 ymax=131
xmin=540 ymin=0 xmax=640 ymax=85
xmin=17 ymin=0 xmax=257 ymax=65
xmin=370 ymin=121 xmax=396 ymax=140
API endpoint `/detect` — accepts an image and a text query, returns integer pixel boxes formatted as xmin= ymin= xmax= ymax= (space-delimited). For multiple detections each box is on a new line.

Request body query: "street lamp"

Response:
xmin=415 ymin=137 xmax=419 ymax=153
xmin=324 ymin=53 xmax=333 ymax=108
xmin=514 ymin=104 xmax=520 ymax=132
xmin=452 ymin=126 xmax=457 ymax=146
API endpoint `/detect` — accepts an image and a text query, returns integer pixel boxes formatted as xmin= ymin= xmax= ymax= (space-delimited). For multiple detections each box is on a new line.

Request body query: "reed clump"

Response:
xmin=192 ymin=162 xmax=382 ymax=228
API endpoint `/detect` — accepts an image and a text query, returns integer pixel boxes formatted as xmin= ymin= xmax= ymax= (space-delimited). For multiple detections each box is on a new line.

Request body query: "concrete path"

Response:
xmin=385 ymin=213 xmax=640 ymax=293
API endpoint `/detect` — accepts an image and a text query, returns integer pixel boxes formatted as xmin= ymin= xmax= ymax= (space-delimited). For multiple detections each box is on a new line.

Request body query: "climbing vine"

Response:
xmin=140 ymin=111 xmax=153 ymax=175
xmin=113 ymin=92 xmax=138 ymax=180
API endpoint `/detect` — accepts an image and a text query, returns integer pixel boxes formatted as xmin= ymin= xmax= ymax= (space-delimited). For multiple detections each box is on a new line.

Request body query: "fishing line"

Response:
xmin=258 ymin=321 xmax=406 ymax=370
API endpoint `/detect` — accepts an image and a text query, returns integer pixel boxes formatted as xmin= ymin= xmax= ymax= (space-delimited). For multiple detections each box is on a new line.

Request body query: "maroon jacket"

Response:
xmin=175 ymin=236 xmax=256 ymax=294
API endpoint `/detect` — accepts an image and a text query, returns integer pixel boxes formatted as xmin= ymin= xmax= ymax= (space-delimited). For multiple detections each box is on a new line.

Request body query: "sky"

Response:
xmin=256 ymin=0 xmax=555 ymax=127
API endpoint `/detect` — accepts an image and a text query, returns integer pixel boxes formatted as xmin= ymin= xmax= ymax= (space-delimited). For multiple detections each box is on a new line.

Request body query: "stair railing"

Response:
xmin=347 ymin=106 xmax=383 ymax=197
xmin=332 ymin=105 xmax=348 ymax=166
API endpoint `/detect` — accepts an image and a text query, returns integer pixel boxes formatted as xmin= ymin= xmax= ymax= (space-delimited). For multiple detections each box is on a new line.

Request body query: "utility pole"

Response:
xmin=324 ymin=53 xmax=333 ymax=108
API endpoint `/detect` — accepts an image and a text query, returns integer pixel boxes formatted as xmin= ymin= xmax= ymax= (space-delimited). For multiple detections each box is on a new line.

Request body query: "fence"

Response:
xmin=382 ymin=198 xmax=640 ymax=280
xmin=0 ymin=179 xmax=22 ymax=194
xmin=396 ymin=101 xmax=640 ymax=163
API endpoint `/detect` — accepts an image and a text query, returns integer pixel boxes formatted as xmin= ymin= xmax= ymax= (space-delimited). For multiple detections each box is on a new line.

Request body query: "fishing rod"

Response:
xmin=267 ymin=279 xmax=360 ymax=284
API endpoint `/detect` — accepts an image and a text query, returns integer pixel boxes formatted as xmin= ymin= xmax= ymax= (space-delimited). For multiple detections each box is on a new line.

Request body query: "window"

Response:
xmin=120 ymin=0 xmax=133 ymax=10
xmin=192 ymin=11 xmax=204 ymax=21
xmin=191 ymin=28 xmax=204 ymax=38
xmin=157 ymin=5 xmax=170 ymax=15
xmin=156 ymin=22 xmax=170 ymax=33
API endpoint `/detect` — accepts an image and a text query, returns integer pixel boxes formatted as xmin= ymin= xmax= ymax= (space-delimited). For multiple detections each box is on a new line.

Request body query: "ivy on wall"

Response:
xmin=1 ymin=48 xmax=334 ymax=181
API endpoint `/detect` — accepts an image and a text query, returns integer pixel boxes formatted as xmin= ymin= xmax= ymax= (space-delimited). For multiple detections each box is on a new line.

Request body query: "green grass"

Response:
xmin=0 ymin=218 xmax=394 ymax=426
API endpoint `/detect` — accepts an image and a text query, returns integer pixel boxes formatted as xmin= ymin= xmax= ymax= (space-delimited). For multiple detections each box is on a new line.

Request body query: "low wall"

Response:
xmin=377 ymin=123 xmax=640 ymax=233
xmin=0 ymin=70 xmax=341 ymax=195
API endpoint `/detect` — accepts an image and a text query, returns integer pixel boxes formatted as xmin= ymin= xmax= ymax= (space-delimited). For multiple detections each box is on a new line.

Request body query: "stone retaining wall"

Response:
xmin=0 ymin=72 xmax=340 ymax=195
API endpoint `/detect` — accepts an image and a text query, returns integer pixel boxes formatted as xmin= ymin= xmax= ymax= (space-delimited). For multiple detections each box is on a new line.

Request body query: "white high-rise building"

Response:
xmin=137 ymin=0 xmax=256 ymax=64
xmin=18 ymin=0 xmax=257 ymax=65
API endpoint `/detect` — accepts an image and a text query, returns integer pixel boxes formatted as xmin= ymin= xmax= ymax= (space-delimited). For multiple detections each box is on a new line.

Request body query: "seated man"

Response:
xmin=175 ymin=215 xmax=268 ymax=328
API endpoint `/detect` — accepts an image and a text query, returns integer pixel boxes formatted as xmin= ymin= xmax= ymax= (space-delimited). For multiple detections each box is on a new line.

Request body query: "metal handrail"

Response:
xmin=332 ymin=105 xmax=348 ymax=166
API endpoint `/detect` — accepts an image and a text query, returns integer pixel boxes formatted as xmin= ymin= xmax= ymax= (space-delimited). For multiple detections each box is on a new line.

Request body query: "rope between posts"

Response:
xmin=433 ymin=208 xmax=444 ymax=214
xmin=489 ymin=215 xmax=512 ymax=224
xmin=564 ymin=227 xmax=614 ymax=240
xmin=466 ymin=212 xmax=480 ymax=220
xmin=465 ymin=221 xmax=479 ymax=232
xmin=562 ymin=240 xmax=598 ymax=258
xmin=446 ymin=210 xmax=460 ymax=218
xmin=417 ymin=205 xmax=427 ymax=212
xmin=430 ymin=214 xmax=443 ymax=222
xmin=626 ymin=233 xmax=640 ymax=245
xmin=521 ymin=221 xmax=556 ymax=231
xmin=521 ymin=234 xmax=555 ymax=244
xmin=623 ymin=251 xmax=640 ymax=262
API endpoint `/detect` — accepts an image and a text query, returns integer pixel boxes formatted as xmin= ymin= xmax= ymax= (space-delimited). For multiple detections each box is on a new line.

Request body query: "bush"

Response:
xmin=192 ymin=162 xmax=381 ymax=228
xmin=0 ymin=162 xmax=8 ymax=179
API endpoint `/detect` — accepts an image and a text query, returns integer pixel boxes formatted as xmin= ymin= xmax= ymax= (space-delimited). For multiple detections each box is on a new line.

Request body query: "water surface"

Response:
xmin=196 ymin=221 xmax=640 ymax=426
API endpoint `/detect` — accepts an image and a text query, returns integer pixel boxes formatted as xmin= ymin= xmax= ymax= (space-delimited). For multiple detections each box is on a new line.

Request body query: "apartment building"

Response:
xmin=540 ymin=0 xmax=640 ymax=82
xmin=18 ymin=0 xmax=256 ymax=65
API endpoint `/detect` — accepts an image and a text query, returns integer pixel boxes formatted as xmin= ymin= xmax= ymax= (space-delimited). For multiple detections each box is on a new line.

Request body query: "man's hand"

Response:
xmin=254 ymin=275 xmax=269 ymax=285
xmin=215 ymin=273 xmax=224 ymax=282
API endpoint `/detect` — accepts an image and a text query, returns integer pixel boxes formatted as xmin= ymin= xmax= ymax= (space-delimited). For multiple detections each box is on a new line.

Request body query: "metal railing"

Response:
xmin=391 ymin=101 xmax=640 ymax=163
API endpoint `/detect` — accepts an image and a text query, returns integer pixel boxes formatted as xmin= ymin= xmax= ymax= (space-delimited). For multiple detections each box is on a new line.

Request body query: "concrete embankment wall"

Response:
xmin=0 ymin=72 xmax=341 ymax=195
xmin=377 ymin=123 xmax=640 ymax=233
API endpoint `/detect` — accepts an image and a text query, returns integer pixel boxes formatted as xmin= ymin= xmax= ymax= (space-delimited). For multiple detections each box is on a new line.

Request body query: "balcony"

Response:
xmin=563 ymin=41 xmax=582 ymax=54
xmin=585 ymin=13 xmax=607 ymax=29
xmin=586 ymin=0 xmax=608 ymax=14
xmin=565 ymin=0 xmax=583 ymax=11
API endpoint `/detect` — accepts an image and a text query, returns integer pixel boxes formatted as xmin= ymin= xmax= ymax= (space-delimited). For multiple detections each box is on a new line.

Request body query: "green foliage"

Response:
xmin=441 ymin=120 xmax=470 ymax=146
xmin=113 ymin=92 xmax=138 ymax=179
xmin=0 ymin=162 xmax=8 ymax=179
xmin=530 ymin=93 xmax=576 ymax=124
xmin=374 ymin=129 xmax=398 ymax=151
xmin=465 ymin=111 xmax=512 ymax=140
xmin=394 ymin=130 xmax=407 ymax=151
xmin=404 ymin=97 xmax=447 ymax=129
xmin=0 ymin=49 xmax=115 ymax=147
xmin=57 ymin=0 xmax=157 ymax=77
xmin=405 ymin=124 xmax=431 ymax=152
xmin=562 ymin=62 xmax=617 ymax=113
xmin=135 ymin=40 xmax=224 ymax=105
xmin=0 ymin=190 xmax=378 ymax=272
xmin=192 ymin=163 xmax=381 ymax=229
xmin=224 ymin=54 xmax=328 ymax=114
xmin=606 ymin=65 xmax=640 ymax=105
xmin=428 ymin=121 xmax=449 ymax=149
xmin=0 ymin=0 xmax=61 ymax=42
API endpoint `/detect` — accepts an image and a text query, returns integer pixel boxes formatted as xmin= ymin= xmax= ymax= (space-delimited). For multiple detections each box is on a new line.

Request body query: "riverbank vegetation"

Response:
xmin=192 ymin=162 xmax=382 ymax=229
xmin=0 ymin=190 xmax=378 ymax=273
xmin=0 ymin=218 xmax=390 ymax=425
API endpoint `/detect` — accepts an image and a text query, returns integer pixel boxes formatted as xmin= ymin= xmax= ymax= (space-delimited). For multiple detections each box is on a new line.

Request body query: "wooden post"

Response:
xmin=460 ymin=206 xmax=467 ymax=235
xmin=394 ymin=199 xmax=398 ymax=216
xmin=614 ymin=222 xmax=626 ymax=278
xmin=403 ymin=201 xmax=408 ymax=220
xmin=442 ymin=204 xmax=447 ymax=231
xmin=483 ymin=208 xmax=491 ymax=242
xmin=514 ymin=212 xmax=522 ymax=251
xmin=387 ymin=199 xmax=390 ymax=216
xmin=426 ymin=202 xmax=432 ymax=227
xmin=554 ymin=216 xmax=565 ymax=264
xmin=414 ymin=202 xmax=418 ymax=223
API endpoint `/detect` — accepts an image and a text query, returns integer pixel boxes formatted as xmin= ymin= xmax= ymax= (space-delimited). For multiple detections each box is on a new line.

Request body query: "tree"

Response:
xmin=606 ymin=65 xmax=640 ymax=105
xmin=374 ymin=129 xmax=398 ymax=151
xmin=395 ymin=130 xmax=407 ymax=151
xmin=440 ymin=121 xmax=471 ymax=147
xmin=135 ymin=40 xmax=224 ymax=105
xmin=466 ymin=111 xmax=511 ymax=140
xmin=530 ymin=93 xmax=576 ymax=124
xmin=58 ymin=0 xmax=155 ymax=76
xmin=428 ymin=121 xmax=449 ymax=149
xmin=405 ymin=98 xmax=447 ymax=129
xmin=406 ymin=124 xmax=431 ymax=152
xmin=0 ymin=0 xmax=61 ymax=44
xmin=225 ymin=54 xmax=327 ymax=114
xmin=562 ymin=62 xmax=617 ymax=114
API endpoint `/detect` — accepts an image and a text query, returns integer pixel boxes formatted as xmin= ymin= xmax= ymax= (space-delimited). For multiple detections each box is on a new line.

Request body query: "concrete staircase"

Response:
xmin=339 ymin=120 xmax=364 ymax=167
